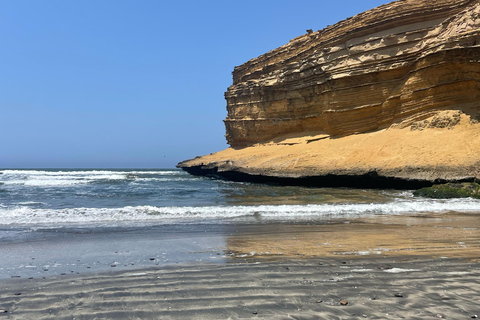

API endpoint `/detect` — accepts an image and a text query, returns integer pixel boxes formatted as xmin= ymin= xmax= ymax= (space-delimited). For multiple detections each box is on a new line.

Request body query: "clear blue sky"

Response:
xmin=1 ymin=0 xmax=390 ymax=168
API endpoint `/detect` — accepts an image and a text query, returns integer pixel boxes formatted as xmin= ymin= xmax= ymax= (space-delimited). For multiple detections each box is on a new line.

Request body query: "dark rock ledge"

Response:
xmin=178 ymin=164 xmax=476 ymax=190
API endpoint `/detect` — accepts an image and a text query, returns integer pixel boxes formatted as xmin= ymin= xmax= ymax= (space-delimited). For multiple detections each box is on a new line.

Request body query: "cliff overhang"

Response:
xmin=179 ymin=164 xmax=474 ymax=190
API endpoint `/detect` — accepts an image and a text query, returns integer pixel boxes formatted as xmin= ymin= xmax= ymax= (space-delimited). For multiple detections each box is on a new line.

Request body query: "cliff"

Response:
xmin=178 ymin=0 xmax=480 ymax=188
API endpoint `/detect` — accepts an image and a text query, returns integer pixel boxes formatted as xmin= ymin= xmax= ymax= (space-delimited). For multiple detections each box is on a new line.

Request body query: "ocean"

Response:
xmin=1 ymin=168 xmax=480 ymax=279
xmin=1 ymin=168 xmax=480 ymax=227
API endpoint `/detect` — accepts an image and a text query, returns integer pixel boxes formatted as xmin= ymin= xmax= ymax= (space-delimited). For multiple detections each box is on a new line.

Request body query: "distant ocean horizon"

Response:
xmin=1 ymin=168 xmax=480 ymax=228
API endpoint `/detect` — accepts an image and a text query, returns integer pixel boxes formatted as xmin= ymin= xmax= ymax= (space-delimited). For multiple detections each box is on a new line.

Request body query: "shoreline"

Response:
xmin=2 ymin=209 xmax=480 ymax=280
xmin=1 ymin=211 xmax=480 ymax=318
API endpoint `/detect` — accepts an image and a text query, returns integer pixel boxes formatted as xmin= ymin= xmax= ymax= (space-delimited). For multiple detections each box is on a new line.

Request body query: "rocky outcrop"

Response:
xmin=413 ymin=182 xmax=480 ymax=198
xmin=178 ymin=0 xmax=480 ymax=188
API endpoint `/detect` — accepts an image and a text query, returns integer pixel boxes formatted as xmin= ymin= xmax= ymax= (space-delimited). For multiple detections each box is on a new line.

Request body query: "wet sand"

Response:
xmin=1 ymin=211 xmax=480 ymax=319
xmin=2 ymin=257 xmax=480 ymax=319
xmin=226 ymin=212 xmax=480 ymax=260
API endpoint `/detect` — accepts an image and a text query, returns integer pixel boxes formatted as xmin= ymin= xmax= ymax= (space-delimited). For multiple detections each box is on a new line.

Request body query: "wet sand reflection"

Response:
xmin=225 ymin=212 xmax=480 ymax=260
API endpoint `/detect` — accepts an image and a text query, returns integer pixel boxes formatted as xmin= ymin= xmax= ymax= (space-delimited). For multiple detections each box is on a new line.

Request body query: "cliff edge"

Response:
xmin=178 ymin=0 xmax=480 ymax=188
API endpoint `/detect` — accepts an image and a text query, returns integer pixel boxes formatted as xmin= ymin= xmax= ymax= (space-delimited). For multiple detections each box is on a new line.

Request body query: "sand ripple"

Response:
xmin=1 ymin=257 xmax=479 ymax=319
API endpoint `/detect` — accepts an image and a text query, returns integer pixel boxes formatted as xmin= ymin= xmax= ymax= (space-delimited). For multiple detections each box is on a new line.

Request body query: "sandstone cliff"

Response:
xmin=178 ymin=0 xmax=480 ymax=188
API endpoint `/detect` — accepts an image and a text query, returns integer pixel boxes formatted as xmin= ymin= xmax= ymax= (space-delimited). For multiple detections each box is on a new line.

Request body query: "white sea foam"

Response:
xmin=1 ymin=198 xmax=479 ymax=226
xmin=16 ymin=201 xmax=46 ymax=206
xmin=0 ymin=170 xmax=183 ymax=187
xmin=0 ymin=170 xmax=179 ymax=175
xmin=134 ymin=177 xmax=192 ymax=182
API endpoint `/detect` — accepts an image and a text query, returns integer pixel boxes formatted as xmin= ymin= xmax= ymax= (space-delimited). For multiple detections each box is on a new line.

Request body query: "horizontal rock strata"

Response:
xmin=225 ymin=0 xmax=480 ymax=147
xmin=179 ymin=0 xmax=480 ymax=188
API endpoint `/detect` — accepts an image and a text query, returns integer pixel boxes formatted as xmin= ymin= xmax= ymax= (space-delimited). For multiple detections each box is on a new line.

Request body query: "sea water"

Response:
xmin=1 ymin=169 xmax=480 ymax=278
xmin=1 ymin=168 xmax=480 ymax=228
xmin=0 ymin=169 xmax=480 ymax=227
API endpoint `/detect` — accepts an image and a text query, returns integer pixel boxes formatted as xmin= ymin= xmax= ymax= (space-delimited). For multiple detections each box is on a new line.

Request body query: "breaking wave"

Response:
xmin=0 ymin=169 xmax=184 ymax=187
xmin=1 ymin=198 xmax=480 ymax=226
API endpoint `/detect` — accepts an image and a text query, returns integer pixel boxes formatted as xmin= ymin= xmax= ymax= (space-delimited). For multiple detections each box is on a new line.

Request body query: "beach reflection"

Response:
xmin=225 ymin=212 xmax=480 ymax=260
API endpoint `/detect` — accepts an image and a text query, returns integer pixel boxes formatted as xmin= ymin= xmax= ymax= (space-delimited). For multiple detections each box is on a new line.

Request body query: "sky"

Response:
xmin=1 ymin=0 xmax=391 ymax=168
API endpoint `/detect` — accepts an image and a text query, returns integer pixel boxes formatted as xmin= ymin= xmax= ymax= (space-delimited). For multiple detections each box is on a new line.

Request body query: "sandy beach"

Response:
xmin=2 ymin=256 xmax=480 ymax=319
xmin=1 ymin=211 xmax=480 ymax=319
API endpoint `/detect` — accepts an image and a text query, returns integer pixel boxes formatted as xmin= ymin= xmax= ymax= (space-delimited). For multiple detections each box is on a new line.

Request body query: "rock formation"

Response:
xmin=178 ymin=0 xmax=480 ymax=188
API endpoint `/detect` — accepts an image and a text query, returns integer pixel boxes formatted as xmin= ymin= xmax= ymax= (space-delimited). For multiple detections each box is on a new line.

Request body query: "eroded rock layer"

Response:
xmin=224 ymin=0 xmax=480 ymax=147
xmin=178 ymin=0 xmax=480 ymax=187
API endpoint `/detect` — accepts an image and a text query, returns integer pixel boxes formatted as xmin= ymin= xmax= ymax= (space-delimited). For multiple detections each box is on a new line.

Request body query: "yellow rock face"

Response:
xmin=179 ymin=0 xmax=480 ymax=185
xmin=225 ymin=0 xmax=480 ymax=147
